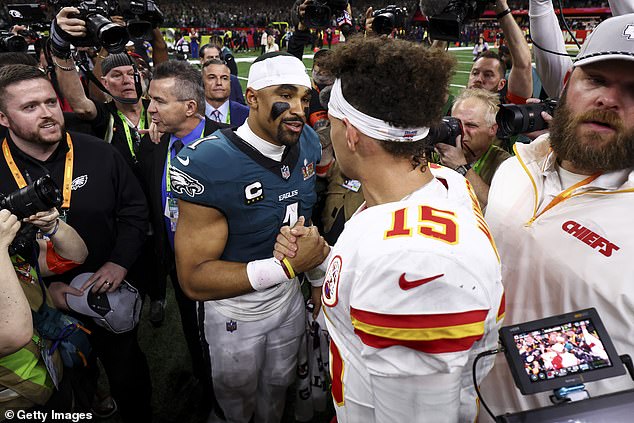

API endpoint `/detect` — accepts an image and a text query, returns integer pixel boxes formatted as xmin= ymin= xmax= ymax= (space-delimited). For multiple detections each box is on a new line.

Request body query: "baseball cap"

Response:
xmin=574 ymin=13 xmax=634 ymax=67
xmin=101 ymin=53 xmax=135 ymax=76
xmin=247 ymin=52 xmax=311 ymax=90
xmin=66 ymin=273 xmax=142 ymax=334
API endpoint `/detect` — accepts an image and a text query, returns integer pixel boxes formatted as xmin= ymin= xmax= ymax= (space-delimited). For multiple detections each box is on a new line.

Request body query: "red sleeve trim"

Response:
xmin=350 ymin=307 xmax=488 ymax=330
xmin=46 ymin=240 xmax=81 ymax=274
xmin=506 ymin=91 xmax=528 ymax=105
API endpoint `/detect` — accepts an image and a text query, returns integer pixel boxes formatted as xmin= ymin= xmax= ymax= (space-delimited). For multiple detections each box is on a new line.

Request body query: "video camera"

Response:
xmin=112 ymin=0 xmax=163 ymax=40
xmin=426 ymin=116 xmax=464 ymax=147
xmin=421 ymin=0 xmax=493 ymax=42
xmin=0 ymin=175 xmax=63 ymax=255
xmin=372 ymin=5 xmax=407 ymax=35
xmin=291 ymin=0 xmax=353 ymax=38
xmin=496 ymin=99 xmax=557 ymax=138
xmin=50 ymin=0 xmax=129 ymax=53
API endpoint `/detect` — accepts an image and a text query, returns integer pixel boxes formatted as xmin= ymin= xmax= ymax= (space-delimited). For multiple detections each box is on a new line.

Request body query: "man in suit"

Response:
xmin=199 ymin=44 xmax=245 ymax=105
xmin=139 ymin=60 xmax=228 ymax=414
xmin=202 ymin=59 xmax=249 ymax=127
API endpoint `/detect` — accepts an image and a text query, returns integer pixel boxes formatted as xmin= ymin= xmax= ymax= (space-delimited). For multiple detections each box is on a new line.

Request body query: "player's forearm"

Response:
xmin=53 ymin=57 xmax=98 ymax=119
xmin=529 ymin=0 xmax=573 ymax=97
xmin=37 ymin=221 xmax=88 ymax=277
xmin=151 ymin=29 xmax=169 ymax=66
xmin=176 ymin=259 xmax=254 ymax=301
xmin=0 ymin=253 xmax=33 ymax=357
xmin=497 ymin=1 xmax=533 ymax=98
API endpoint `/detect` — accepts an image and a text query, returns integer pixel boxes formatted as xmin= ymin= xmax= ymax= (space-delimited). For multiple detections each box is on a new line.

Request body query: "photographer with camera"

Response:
xmin=0 ymin=200 xmax=89 ymax=413
xmin=0 ymin=63 xmax=151 ymax=422
xmin=435 ymin=88 xmax=510 ymax=207
xmin=479 ymin=13 xmax=634 ymax=418
xmin=431 ymin=0 xmax=533 ymax=103
xmin=50 ymin=6 xmax=170 ymax=325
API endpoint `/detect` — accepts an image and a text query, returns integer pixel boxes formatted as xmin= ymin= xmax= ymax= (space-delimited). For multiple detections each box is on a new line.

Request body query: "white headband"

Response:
xmin=247 ymin=55 xmax=312 ymax=90
xmin=327 ymin=78 xmax=430 ymax=142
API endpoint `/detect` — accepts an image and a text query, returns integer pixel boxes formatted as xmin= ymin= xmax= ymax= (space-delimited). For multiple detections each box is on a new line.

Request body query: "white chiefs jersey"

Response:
xmin=480 ymin=136 xmax=634 ymax=419
xmin=322 ymin=165 xmax=504 ymax=423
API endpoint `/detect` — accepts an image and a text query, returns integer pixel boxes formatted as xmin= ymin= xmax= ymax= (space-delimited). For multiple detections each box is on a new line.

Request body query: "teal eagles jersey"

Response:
xmin=170 ymin=127 xmax=321 ymax=262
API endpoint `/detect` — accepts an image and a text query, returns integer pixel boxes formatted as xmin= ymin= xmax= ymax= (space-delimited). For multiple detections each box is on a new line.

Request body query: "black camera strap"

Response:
xmin=74 ymin=52 xmax=143 ymax=105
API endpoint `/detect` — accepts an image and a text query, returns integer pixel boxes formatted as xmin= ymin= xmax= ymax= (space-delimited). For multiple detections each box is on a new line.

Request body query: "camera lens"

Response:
xmin=1 ymin=175 xmax=62 ymax=220
xmin=372 ymin=13 xmax=395 ymax=35
xmin=497 ymin=104 xmax=550 ymax=137
xmin=85 ymin=13 xmax=129 ymax=54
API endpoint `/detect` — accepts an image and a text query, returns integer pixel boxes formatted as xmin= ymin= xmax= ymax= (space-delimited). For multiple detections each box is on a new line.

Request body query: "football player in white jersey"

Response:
xmin=275 ymin=36 xmax=505 ymax=423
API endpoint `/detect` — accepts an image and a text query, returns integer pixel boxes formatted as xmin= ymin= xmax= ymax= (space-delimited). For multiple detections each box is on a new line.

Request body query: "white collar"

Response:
xmin=236 ymin=118 xmax=285 ymax=161
xmin=205 ymin=100 xmax=230 ymax=121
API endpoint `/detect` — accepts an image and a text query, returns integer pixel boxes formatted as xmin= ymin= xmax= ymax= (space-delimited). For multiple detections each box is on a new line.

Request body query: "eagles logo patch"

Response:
xmin=170 ymin=166 xmax=205 ymax=197
xmin=322 ymin=255 xmax=342 ymax=307
xmin=71 ymin=175 xmax=88 ymax=190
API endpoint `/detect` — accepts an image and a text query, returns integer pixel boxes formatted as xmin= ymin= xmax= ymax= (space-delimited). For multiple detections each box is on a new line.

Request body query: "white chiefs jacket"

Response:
xmin=480 ymin=135 xmax=634 ymax=419
xmin=322 ymin=165 xmax=504 ymax=423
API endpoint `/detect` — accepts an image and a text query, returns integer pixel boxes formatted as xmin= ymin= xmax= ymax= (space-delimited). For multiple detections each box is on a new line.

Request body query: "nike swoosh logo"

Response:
xmin=398 ymin=273 xmax=444 ymax=290
xmin=177 ymin=156 xmax=190 ymax=166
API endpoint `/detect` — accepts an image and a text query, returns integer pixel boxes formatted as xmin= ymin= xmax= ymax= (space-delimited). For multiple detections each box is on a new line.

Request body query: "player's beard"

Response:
xmin=549 ymin=97 xmax=634 ymax=173
xmin=276 ymin=118 xmax=304 ymax=147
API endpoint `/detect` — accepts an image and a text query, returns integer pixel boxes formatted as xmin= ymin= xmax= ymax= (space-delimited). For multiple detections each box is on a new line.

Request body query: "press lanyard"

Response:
xmin=2 ymin=133 xmax=74 ymax=209
xmin=225 ymin=107 xmax=231 ymax=124
xmin=472 ymin=144 xmax=494 ymax=174
xmin=529 ymin=172 xmax=601 ymax=224
xmin=165 ymin=126 xmax=206 ymax=193
xmin=117 ymin=108 xmax=146 ymax=161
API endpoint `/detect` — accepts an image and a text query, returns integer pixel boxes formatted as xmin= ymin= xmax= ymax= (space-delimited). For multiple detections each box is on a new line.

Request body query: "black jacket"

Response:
xmin=137 ymin=118 xmax=228 ymax=271
xmin=0 ymin=131 xmax=148 ymax=282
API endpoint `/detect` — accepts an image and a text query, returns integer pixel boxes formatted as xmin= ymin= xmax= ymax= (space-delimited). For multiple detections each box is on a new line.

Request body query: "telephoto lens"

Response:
xmin=0 ymin=175 xmax=62 ymax=220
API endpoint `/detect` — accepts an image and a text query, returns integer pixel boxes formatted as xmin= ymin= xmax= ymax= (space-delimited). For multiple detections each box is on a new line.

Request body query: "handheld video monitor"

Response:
xmin=499 ymin=308 xmax=625 ymax=395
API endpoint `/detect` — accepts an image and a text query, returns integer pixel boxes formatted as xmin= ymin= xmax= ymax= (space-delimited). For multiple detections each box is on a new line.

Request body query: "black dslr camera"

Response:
xmin=426 ymin=116 xmax=464 ymax=147
xmin=424 ymin=0 xmax=492 ymax=42
xmin=0 ymin=31 xmax=29 ymax=53
xmin=0 ymin=175 xmax=63 ymax=255
xmin=496 ymin=99 xmax=558 ymax=138
xmin=113 ymin=0 xmax=163 ymax=40
xmin=372 ymin=5 xmax=407 ymax=35
xmin=50 ymin=0 xmax=129 ymax=53
xmin=292 ymin=0 xmax=349 ymax=29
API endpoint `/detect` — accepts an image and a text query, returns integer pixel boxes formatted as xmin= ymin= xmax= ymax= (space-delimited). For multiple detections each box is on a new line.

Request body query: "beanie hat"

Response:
xmin=101 ymin=53 xmax=134 ymax=76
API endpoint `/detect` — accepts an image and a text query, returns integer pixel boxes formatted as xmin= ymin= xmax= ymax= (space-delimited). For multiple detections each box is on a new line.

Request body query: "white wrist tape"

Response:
xmin=247 ymin=257 xmax=291 ymax=291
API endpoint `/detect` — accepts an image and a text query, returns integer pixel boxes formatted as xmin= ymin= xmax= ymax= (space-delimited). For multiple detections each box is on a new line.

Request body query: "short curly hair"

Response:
xmin=322 ymin=35 xmax=455 ymax=163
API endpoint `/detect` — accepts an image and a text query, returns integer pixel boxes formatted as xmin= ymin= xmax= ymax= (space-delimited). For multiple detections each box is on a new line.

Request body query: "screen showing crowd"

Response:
xmin=514 ymin=319 xmax=612 ymax=384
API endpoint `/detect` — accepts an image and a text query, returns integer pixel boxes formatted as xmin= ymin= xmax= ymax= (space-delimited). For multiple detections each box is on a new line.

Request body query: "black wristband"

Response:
xmin=496 ymin=8 xmax=512 ymax=19
xmin=49 ymin=20 xmax=72 ymax=59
